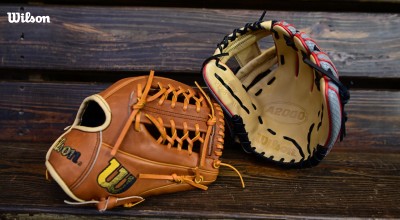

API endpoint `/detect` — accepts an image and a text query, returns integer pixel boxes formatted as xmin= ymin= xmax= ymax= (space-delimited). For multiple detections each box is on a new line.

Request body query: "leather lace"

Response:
xmin=111 ymin=70 xmax=154 ymax=155
xmin=139 ymin=172 xmax=208 ymax=191
xmin=111 ymin=71 xmax=245 ymax=190
xmin=139 ymin=163 xmax=245 ymax=191
xmin=47 ymin=71 xmax=245 ymax=211
xmin=64 ymin=195 xmax=145 ymax=212
xmin=111 ymin=70 xmax=211 ymax=156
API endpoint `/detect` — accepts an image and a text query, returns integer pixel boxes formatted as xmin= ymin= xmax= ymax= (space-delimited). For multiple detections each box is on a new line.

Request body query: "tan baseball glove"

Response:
xmin=202 ymin=17 xmax=350 ymax=167
xmin=45 ymin=71 xmax=243 ymax=211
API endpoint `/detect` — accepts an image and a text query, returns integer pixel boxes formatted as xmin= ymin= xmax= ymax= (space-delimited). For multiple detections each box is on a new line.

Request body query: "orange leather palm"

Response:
xmin=45 ymin=71 xmax=226 ymax=211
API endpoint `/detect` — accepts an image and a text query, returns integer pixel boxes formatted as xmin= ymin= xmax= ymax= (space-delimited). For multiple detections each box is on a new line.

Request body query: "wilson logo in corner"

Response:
xmin=53 ymin=137 xmax=82 ymax=165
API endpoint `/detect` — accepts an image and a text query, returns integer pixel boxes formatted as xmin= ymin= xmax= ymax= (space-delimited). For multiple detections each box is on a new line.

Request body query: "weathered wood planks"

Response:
xmin=0 ymin=6 xmax=399 ymax=79
xmin=0 ymin=81 xmax=399 ymax=149
xmin=0 ymin=3 xmax=399 ymax=219
xmin=0 ymin=139 xmax=399 ymax=218
xmin=1 ymin=0 xmax=399 ymax=12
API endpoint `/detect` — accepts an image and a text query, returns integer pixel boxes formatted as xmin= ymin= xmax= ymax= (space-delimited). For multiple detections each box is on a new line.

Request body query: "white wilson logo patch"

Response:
xmin=7 ymin=12 xmax=51 ymax=23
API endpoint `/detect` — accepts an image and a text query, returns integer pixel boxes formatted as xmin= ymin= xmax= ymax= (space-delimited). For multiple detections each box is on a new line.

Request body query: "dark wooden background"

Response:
xmin=0 ymin=1 xmax=399 ymax=219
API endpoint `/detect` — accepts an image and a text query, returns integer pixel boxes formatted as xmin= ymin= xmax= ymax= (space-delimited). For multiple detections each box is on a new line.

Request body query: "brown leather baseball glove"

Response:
xmin=45 ymin=71 xmax=243 ymax=211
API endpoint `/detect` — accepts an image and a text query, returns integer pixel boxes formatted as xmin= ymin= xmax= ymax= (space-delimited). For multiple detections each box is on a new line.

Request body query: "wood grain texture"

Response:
xmin=0 ymin=4 xmax=399 ymax=218
xmin=0 ymin=140 xmax=399 ymax=219
xmin=1 ymin=0 xmax=400 ymax=12
xmin=0 ymin=83 xmax=399 ymax=218
xmin=0 ymin=81 xmax=399 ymax=149
xmin=0 ymin=6 xmax=399 ymax=78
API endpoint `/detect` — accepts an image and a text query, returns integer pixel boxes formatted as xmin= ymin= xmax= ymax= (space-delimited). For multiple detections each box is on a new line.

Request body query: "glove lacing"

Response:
xmin=111 ymin=71 xmax=208 ymax=156
xmin=60 ymin=70 xmax=245 ymax=211
xmin=111 ymin=71 xmax=244 ymax=189
xmin=202 ymin=13 xmax=349 ymax=142
xmin=202 ymin=11 xmax=266 ymax=71
xmin=133 ymin=75 xmax=245 ymax=190
xmin=111 ymin=70 xmax=157 ymax=156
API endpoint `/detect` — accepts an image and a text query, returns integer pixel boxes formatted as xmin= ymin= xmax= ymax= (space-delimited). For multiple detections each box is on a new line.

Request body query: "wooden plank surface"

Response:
xmin=0 ymin=81 xmax=399 ymax=149
xmin=0 ymin=6 xmax=399 ymax=79
xmin=1 ymin=0 xmax=399 ymax=13
xmin=0 ymin=3 xmax=399 ymax=219
xmin=0 ymin=80 xmax=399 ymax=218
xmin=0 ymin=139 xmax=399 ymax=218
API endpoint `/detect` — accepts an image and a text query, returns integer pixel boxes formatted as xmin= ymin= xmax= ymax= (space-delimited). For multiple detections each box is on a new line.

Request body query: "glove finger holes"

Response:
xmin=79 ymin=101 xmax=106 ymax=127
